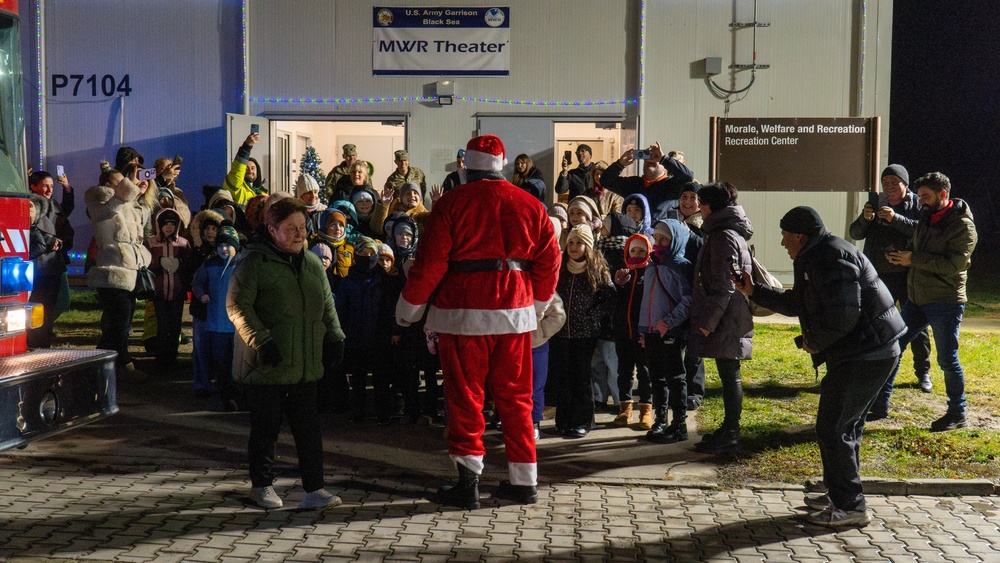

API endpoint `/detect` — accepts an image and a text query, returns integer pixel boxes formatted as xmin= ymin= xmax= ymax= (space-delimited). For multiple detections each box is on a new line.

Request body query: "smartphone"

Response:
xmin=137 ymin=168 xmax=157 ymax=181
xmin=250 ymin=123 xmax=260 ymax=135
xmin=56 ymin=165 xmax=65 ymax=177
xmin=632 ymin=149 xmax=652 ymax=160
xmin=563 ymin=150 xmax=572 ymax=165
xmin=729 ymin=254 xmax=744 ymax=278
xmin=867 ymin=191 xmax=879 ymax=209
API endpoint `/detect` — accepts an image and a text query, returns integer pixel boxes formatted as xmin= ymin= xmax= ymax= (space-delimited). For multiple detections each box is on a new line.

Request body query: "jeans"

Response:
xmin=245 ymin=382 xmax=325 ymax=492
xmin=816 ymin=355 xmax=899 ymax=511
xmin=591 ymin=339 xmax=619 ymax=406
xmin=881 ymin=272 xmax=932 ymax=377
xmin=531 ymin=342 xmax=550 ymax=422
xmin=96 ymin=287 xmax=136 ymax=366
xmin=875 ymin=300 xmax=966 ymax=415
xmin=615 ymin=337 xmax=651 ymax=403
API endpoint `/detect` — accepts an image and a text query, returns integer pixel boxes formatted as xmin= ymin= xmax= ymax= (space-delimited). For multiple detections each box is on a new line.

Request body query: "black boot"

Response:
xmin=695 ymin=426 xmax=739 ymax=454
xmin=437 ymin=465 xmax=480 ymax=510
xmin=650 ymin=411 xmax=688 ymax=444
xmin=644 ymin=404 xmax=669 ymax=440
xmin=494 ymin=480 xmax=538 ymax=504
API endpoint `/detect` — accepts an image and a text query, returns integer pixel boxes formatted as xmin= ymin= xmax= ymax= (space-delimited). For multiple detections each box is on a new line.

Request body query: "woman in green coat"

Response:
xmin=227 ymin=198 xmax=346 ymax=510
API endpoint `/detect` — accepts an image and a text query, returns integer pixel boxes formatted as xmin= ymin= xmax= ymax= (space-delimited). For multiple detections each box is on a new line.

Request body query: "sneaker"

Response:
xmin=687 ymin=397 xmax=702 ymax=411
xmin=930 ymin=412 xmax=967 ymax=432
xmin=298 ymin=488 xmax=342 ymax=510
xmin=806 ymin=505 xmax=871 ymax=528
xmin=803 ymin=492 xmax=830 ymax=511
xmin=250 ymin=486 xmax=283 ymax=509
xmin=533 ymin=422 xmax=540 ymax=441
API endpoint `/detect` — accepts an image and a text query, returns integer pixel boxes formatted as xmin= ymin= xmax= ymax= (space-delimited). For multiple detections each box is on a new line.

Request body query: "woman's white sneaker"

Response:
xmin=250 ymin=486 xmax=283 ymax=509
xmin=299 ymin=488 xmax=343 ymax=510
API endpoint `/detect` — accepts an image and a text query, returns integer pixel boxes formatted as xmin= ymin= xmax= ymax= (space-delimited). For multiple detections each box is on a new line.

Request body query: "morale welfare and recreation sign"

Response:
xmin=710 ymin=117 xmax=879 ymax=192
xmin=372 ymin=7 xmax=510 ymax=76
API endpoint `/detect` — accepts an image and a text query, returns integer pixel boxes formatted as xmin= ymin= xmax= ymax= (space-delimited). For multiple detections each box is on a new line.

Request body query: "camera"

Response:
xmin=632 ymin=149 xmax=652 ymax=160
xmin=136 ymin=168 xmax=157 ymax=181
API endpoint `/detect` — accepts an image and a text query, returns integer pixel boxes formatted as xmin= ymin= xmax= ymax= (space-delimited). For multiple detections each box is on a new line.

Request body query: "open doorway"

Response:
xmin=271 ymin=120 xmax=406 ymax=196
xmin=553 ymin=122 xmax=621 ymax=203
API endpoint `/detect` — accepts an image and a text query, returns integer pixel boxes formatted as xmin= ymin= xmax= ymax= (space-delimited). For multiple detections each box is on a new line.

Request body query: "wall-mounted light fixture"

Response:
xmin=436 ymin=80 xmax=454 ymax=105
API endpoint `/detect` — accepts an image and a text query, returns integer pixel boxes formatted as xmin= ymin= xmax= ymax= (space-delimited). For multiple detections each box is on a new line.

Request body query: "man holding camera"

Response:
xmin=850 ymin=164 xmax=931 ymax=408
xmin=875 ymin=172 xmax=978 ymax=433
xmin=600 ymin=142 xmax=694 ymax=218
xmin=555 ymin=144 xmax=595 ymax=199
xmin=736 ymin=206 xmax=904 ymax=528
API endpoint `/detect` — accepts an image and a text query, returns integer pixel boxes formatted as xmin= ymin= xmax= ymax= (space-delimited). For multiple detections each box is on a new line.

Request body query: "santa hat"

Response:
xmin=463 ymin=134 xmax=507 ymax=172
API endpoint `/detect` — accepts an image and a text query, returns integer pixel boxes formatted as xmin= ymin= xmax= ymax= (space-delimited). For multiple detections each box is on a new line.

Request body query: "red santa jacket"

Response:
xmin=396 ymin=178 xmax=561 ymax=335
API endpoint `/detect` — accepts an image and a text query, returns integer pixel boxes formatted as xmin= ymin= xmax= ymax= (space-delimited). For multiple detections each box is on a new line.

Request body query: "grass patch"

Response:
xmin=699 ymin=323 xmax=1000 ymax=486
xmin=965 ymin=273 xmax=1000 ymax=319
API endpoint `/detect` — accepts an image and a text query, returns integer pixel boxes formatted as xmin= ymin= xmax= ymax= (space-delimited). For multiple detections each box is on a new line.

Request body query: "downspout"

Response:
xmin=36 ymin=0 xmax=46 ymax=167
xmin=243 ymin=0 xmax=250 ymax=115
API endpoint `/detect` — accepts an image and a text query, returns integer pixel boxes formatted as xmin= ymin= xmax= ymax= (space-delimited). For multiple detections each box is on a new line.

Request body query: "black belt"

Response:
xmin=448 ymin=258 xmax=533 ymax=273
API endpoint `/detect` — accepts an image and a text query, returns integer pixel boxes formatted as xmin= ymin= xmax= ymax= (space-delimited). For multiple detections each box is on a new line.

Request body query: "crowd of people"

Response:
xmin=24 ymin=134 xmax=977 ymax=526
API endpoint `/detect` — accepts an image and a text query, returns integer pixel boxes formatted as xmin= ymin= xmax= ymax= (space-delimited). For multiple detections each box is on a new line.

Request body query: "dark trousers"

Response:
xmin=96 ymin=287 xmax=136 ymax=366
xmin=685 ymin=350 xmax=705 ymax=401
xmin=153 ymin=298 xmax=185 ymax=364
xmin=882 ymin=272 xmax=931 ymax=377
xmin=245 ymin=382 xmax=325 ymax=492
xmin=716 ymin=359 xmax=743 ymax=429
xmin=27 ymin=274 xmax=63 ymax=348
xmin=550 ymin=336 xmax=597 ymax=431
xmin=644 ymin=334 xmax=687 ymax=417
xmin=816 ymin=355 xmax=899 ymax=511
xmin=343 ymin=351 xmax=390 ymax=420
xmin=615 ymin=337 xmax=651 ymax=403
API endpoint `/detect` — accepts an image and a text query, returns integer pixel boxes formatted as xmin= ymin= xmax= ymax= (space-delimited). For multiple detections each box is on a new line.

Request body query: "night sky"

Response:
xmin=890 ymin=2 xmax=1000 ymax=260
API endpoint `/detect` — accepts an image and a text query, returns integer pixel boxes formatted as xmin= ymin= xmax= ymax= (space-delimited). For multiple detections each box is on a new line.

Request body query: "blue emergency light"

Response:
xmin=0 ymin=257 xmax=34 ymax=296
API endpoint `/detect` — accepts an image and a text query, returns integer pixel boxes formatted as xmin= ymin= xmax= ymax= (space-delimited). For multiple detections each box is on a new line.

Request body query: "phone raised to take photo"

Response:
xmin=250 ymin=123 xmax=260 ymax=135
xmin=729 ymin=254 xmax=744 ymax=278
xmin=563 ymin=150 xmax=572 ymax=165
xmin=56 ymin=165 xmax=65 ymax=177
xmin=137 ymin=168 xmax=157 ymax=182
xmin=632 ymin=149 xmax=652 ymax=160
xmin=868 ymin=191 xmax=879 ymax=209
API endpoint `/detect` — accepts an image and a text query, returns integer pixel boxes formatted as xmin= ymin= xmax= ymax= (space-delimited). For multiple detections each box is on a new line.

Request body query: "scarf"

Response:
xmin=930 ymin=200 xmax=954 ymax=225
xmin=566 ymin=257 xmax=588 ymax=275
xmin=642 ymin=172 xmax=667 ymax=188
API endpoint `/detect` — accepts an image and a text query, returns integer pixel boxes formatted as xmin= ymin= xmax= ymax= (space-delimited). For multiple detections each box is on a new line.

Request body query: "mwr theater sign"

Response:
xmin=709 ymin=117 xmax=879 ymax=192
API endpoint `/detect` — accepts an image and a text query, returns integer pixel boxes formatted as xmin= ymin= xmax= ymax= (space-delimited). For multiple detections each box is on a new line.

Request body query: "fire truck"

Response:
xmin=0 ymin=4 xmax=117 ymax=451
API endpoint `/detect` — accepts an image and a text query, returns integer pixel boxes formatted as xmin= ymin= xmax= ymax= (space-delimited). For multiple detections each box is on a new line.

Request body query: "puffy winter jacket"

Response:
xmin=908 ymin=199 xmax=977 ymax=305
xmin=85 ymin=177 xmax=152 ymax=291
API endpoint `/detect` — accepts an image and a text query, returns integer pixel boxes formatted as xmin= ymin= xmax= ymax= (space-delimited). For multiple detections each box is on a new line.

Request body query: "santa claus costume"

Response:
xmin=396 ymin=135 xmax=561 ymax=509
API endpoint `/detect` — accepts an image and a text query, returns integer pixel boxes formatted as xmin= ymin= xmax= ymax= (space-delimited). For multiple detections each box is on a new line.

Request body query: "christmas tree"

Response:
xmin=300 ymin=146 xmax=327 ymax=201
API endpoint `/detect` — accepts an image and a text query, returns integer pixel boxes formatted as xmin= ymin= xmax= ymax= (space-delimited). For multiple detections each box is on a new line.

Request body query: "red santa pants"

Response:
xmin=438 ymin=332 xmax=537 ymax=486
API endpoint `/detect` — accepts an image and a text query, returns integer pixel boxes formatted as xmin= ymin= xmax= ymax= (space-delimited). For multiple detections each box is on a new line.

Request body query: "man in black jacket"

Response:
xmin=600 ymin=142 xmax=694 ymax=218
xmin=554 ymin=144 xmax=594 ymax=198
xmin=736 ymin=206 xmax=904 ymax=529
xmin=850 ymin=164 xmax=931 ymax=399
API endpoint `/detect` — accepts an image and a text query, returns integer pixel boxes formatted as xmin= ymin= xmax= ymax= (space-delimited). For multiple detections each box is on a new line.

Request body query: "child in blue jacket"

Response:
xmin=192 ymin=224 xmax=240 ymax=409
xmin=639 ymin=219 xmax=692 ymax=444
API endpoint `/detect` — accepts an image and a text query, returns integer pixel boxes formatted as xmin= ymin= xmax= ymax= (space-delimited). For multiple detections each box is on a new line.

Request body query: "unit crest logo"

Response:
xmin=484 ymin=8 xmax=505 ymax=27
xmin=376 ymin=9 xmax=394 ymax=26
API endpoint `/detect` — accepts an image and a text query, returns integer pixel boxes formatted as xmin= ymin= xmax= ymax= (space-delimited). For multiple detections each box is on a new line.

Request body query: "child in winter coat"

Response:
xmin=638 ymin=219 xmax=692 ymax=444
xmin=549 ymin=224 xmax=616 ymax=438
xmin=144 ymin=208 xmax=190 ymax=368
xmin=388 ymin=214 xmax=419 ymax=277
xmin=611 ymin=233 xmax=655 ymax=428
xmin=191 ymin=224 xmax=240 ymax=408
xmin=333 ymin=236 xmax=399 ymax=423
xmin=310 ymin=210 xmax=353 ymax=282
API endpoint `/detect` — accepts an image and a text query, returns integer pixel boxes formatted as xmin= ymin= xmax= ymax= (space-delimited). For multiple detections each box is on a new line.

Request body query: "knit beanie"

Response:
xmin=394 ymin=221 xmax=415 ymax=237
xmin=568 ymin=195 xmax=600 ymax=222
xmin=310 ymin=241 xmax=333 ymax=262
xmin=549 ymin=216 xmax=563 ymax=241
xmin=463 ymin=134 xmax=507 ymax=171
xmin=216 ymin=223 xmax=241 ymax=249
xmin=157 ymin=188 xmax=174 ymax=203
xmin=351 ymin=190 xmax=374 ymax=206
xmin=325 ymin=210 xmax=347 ymax=231
xmin=296 ymin=173 xmax=321 ymax=197
xmin=400 ymin=182 xmax=422 ymax=198
xmin=624 ymin=233 xmax=652 ymax=269
xmin=377 ymin=243 xmax=395 ymax=264
xmin=548 ymin=203 xmax=569 ymax=225
xmin=354 ymin=236 xmax=380 ymax=257
xmin=156 ymin=208 xmax=181 ymax=231
xmin=779 ymin=206 xmax=826 ymax=235
xmin=681 ymin=181 xmax=702 ymax=195
xmin=567 ymin=224 xmax=595 ymax=250
xmin=652 ymin=220 xmax=672 ymax=242
xmin=881 ymin=164 xmax=909 ymax=186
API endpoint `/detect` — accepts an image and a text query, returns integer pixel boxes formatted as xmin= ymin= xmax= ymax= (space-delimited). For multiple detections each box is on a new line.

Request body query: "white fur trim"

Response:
xmin=452 ymin=455 xmax=484 ymax=475
xmin=395 ymin=296 xmax=427 ymax=327
xmin=464 ymin=149 xmax=507 ymax=172
xmin=426 ymin=305 xmax=537 ymax=335
xmin=508 ymin=462 xmax=537 ymax=486
xmin=533 ymin=298 xmax=552 ymax=320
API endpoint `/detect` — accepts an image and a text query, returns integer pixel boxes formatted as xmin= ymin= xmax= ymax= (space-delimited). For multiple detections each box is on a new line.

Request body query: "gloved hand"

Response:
xmin=258 ymin=341 xmax=283 ymax=367
xmin=323 ymin=338 xmax=344 ymax=370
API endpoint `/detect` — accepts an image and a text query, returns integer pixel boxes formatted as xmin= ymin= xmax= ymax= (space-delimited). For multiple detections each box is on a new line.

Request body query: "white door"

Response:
xmin=226 ymin=113 xmax=271 ymax=191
